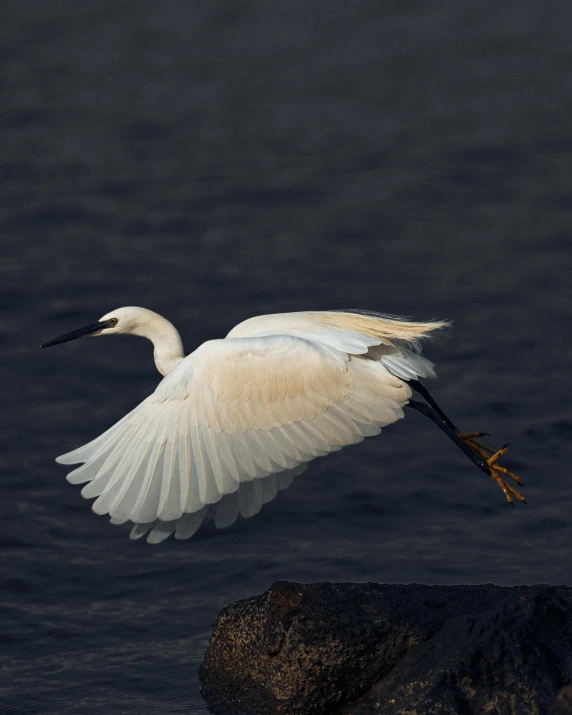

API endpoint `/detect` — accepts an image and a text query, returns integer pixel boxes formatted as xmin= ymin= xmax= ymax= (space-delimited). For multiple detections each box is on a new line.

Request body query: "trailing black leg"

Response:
xmin=405 ymin=399 xmax=526 ymax=504
xmin=410 ymin=379 xmax=491 ymax=450
xmin=409 ymin=380 xmax=459 ymax=431
xmin=405 ymin=400 xmax=490 ymax=475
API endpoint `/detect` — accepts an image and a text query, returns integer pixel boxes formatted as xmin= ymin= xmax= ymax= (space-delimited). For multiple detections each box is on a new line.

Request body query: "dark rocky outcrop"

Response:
xmin=199 ymin=581 xmax=572 ymax=715
xmin=550 ymin=686 xmax=572 ymax=715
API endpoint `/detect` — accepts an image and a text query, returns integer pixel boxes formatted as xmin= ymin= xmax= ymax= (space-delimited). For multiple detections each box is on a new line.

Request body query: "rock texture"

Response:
xmin=199 ymin=581 xmax=572 ymax=715
xmin=550 ymin=686 xmax=572 ymax=715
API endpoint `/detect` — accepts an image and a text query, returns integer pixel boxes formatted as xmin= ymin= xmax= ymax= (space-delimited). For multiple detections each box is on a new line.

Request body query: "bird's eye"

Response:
xmin=108 ymin=318 xmax=118 ymax=326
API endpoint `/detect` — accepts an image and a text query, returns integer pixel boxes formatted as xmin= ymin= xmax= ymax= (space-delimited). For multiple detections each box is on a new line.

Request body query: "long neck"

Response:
xmin=134 ymin=312 xmax=184 ymax=376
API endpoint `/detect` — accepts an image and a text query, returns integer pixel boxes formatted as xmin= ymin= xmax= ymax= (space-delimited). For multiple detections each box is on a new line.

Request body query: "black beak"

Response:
xmin=40 ymin=321 xmax=109 ymax=348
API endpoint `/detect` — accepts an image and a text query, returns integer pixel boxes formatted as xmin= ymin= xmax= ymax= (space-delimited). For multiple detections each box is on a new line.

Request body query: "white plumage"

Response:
xmin=42 ymin=308 xmax=447 ymax=543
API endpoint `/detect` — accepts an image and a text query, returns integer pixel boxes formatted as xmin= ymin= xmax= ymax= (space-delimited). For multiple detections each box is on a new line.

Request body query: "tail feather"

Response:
xmin=325 ymin=310 xmax=449 ymax=350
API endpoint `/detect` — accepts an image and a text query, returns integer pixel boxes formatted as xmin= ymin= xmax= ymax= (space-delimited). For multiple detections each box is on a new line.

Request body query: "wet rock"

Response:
xmin=550 ymin=686 xmax=572 ymax=715
xmin=199 ymin=581 xmax=572 ymax=715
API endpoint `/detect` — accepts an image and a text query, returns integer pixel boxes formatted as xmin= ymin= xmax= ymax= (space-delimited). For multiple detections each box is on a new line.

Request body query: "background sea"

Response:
xmin=1 ymin=1 xmax=572 ymax=712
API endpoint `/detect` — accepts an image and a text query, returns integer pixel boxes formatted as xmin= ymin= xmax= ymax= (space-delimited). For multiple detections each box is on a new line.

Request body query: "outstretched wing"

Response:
xmin=57 ymin=335 xmax=411 ymax=542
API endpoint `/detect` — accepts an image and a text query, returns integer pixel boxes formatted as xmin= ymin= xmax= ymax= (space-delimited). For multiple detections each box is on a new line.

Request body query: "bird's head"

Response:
xmin=40 ymin=306 xmax=154 ymax=348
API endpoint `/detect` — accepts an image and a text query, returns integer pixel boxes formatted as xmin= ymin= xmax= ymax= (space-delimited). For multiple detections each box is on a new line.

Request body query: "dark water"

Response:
xmin=2 ymin=1 xmax=572 ymax=712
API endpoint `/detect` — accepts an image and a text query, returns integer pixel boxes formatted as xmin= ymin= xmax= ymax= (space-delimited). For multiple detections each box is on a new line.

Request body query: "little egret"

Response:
xmin=41 ymin=307 xmax=524 ymax=543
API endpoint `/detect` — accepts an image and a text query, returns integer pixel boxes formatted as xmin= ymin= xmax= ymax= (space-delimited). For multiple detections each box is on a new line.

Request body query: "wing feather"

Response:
xmin=239 ymin=480 xmax=263 ymax=519
xmin=130 ymin=521 xmax=156 ymax=540
xmin=245 ymin=430 xmax=284 ymax=472
xmin=223 ymin=431 xmax=261 ymax=479
xmin=214 ymin=491 xmax=241 ymax=529
xmin=66 ymin=449 xmax=117 ymax=486
xmin=253 ymin=430 xmax=300 ymax=470
xmin=182 ymin=422 xmax=201 ymax=511
xmin=146 ymin=519 xmax=178 ymax=545
xmin=113 ymin=410 xmax=171 ymax=521
xmin=82 ymin=432 xmax=141 ymax=501
xmin=107 ymin=441 xmax=155 ymax=521
xmin=202 ymin=424 xmax=235 ymax=496
xmin=125 ymin=439 xmax=165 ymax=522
xmin=58 ymin=333 xmax=416 ymax=541
xmin=57 ymin=402 xmax=149 ymax=465
xmin=158 ymin=432 xmax=177 ymax=521
xmin=174 ymin=508 xmax=207 ymax=540
xmin=198 ymin=424 xmax=225 ymax=504
xmin=265 ymin=426 xmax=314 ymax=463
xmin=260 ymin=474 xmax=279 ymax=504
xmin=212 ymin=430 xmax=243 ymax=482
xmin=287 ymin=423 xmax=329 ymax=457
xmin=158 ymin=452 xmax=183 ymax=521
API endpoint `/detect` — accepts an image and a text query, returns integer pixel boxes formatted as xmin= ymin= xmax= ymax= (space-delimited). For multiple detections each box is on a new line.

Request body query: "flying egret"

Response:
xmin=41 ymin=307 xmax=524 ymax=543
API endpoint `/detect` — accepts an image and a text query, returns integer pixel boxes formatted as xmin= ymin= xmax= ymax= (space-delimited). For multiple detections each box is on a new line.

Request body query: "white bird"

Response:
xmin=41 ymin=307 xmax=524 ymax=544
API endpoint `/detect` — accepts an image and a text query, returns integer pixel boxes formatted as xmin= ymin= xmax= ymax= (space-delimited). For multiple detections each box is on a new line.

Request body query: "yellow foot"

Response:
xmin=455 ymin=430 xmax=495 ymax=458
xmin=486 ymin=445 xmax=526 ymax=504
xmin=455 ymin=431 xmax=526 ymax=504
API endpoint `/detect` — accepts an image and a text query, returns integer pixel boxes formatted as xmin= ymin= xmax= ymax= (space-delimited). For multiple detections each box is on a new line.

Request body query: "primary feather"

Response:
xmin=55 ymin=309 xmax=447 ymax=542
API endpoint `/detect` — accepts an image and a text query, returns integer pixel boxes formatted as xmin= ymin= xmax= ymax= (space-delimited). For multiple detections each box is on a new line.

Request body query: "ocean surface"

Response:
xmin=2 ymin=1 xmax=572 ymax=712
